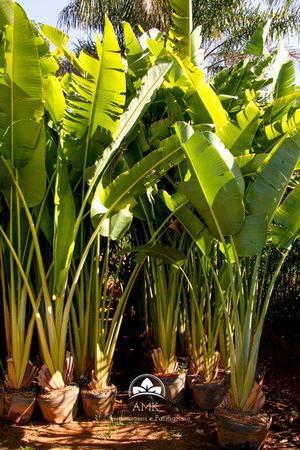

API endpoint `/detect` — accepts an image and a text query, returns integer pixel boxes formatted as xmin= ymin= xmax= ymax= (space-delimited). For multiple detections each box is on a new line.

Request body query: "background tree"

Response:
xmin=58 ymin=0 xmax=300 ymax=67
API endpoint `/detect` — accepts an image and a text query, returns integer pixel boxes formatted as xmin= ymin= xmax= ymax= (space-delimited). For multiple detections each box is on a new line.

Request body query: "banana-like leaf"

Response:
xmin=0 ymin=0 xmax=12 ymax=27
xmin=0 ymin=2 xmax=45 ymax=206
xmin=270 ymin=54 xmax=297 ymax=119
xmin=91 ymin=134 xmax=184 ymax=239
xmin=43 ymin=75 xmax=66 ymax=126
xmin=274 ymin=60 xmax=295 ymax=100
xmin=270 ymin=91 xmax=300 ymax=116
xmin=175 ymin=122 xmax=245 ymax=238
xmin=217 ymin=101 xmax=262 ymax=156
xmin=63 ymin=16 xmax=126 ymax=142
xmin=235 ymin=154 xmax=267 ymax=176
xmin=168 ymin=0 xmax=192 ymax=59
xmin=18 ymin=127 xmax=47 ymax=207
xmin=0 ymin=2 xmax=43 ymax=168
xmin=233 ymin=213 xmax=267 ymax=257
xmin=244 ymin=21 xmax=270 ymax=57
xmin=265 ymin=108 xmax=300 ymax=141
xmin=90 ymin=60 xmax=172 ymax=188
xmin=131 ymin=245 xmax=187 ymax=269
xmin=123 ymin=21 xmax=150 ymax=85
xmin=161 ymin=190 xmax=209 ymax=255
xmin=233 ymin=135 xmax=300 ymax=255
xmin=40 ymin=24 xmax=69 ymax=49
xmin=246 ymin=136 xmax=300 ymax=220
xmin=212 ymin=56 xmax=273 ymax=114
xmin=271 ymin=186 xmax=300 ymax=249
xmin=177 ymin=58 xmax=228 ymax=130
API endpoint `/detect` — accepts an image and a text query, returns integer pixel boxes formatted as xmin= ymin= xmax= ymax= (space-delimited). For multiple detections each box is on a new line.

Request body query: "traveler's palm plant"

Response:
xmin=70 ymin=236 xmax=142 ymax=389
xmin=184 ymin=244 xmax=226 ymax=382
xmin=145 ymin=233 xmax=187 ymax=375
xmin=0 ymin=1 xmax=172 ymax=391
xmin=114 ymin=9 xmax=300 ymax=412
xmin=0 ymin=1 xmax=47 ymax=390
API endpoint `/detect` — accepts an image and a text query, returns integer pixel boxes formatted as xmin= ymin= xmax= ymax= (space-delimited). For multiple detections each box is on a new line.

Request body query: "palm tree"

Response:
xmin=58 ymin=0 xmax=300 ymax=64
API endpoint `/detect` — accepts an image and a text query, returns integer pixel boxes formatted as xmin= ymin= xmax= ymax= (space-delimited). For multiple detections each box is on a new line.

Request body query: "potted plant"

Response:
xmin=183 ymin=243 xmax=228 ymax=409
xmin=0 ymin=244 xmax=38 ymax=424
xmin=79 ymin=236 xmax=142 ymax=418
xmin=0 ymin=2 xmax=47 ymax=424
xmin=162 ymin=119 xmax=299 ymax=447
xmin=0 ymin=0 xmax=172 ymax=423
xmin=142 ymin=233 xmax=188 ymax=404
xmin=215 ymin=183 xmax=300 ymax=447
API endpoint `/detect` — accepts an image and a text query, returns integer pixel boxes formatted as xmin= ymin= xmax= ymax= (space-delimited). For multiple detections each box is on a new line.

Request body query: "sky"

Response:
xmin=18 ymin=0 xmax=85 ymax=43
xmin=19 ymin=0 xmax=68 ymax=27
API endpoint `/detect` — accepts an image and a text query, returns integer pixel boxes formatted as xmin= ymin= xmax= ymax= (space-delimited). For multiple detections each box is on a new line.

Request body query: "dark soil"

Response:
xmin=0 ymin=351 xmax=299 ymax=450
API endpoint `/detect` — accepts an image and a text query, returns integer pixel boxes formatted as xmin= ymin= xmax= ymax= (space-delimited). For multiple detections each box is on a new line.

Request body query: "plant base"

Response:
xmin=81 ymin=384 xmax=117 ymax=419
xmin=0 ymin=387 xmax=36 ymax=424
xmin=192 ymin=379 xmax=226 ymax=410
xmin=215 ymin=406 xmax=271 ymax=449
xmin=37 ymin=385 xmax=79 ymax=424
xmin=157 ymin=372 xmax=186 ymax=404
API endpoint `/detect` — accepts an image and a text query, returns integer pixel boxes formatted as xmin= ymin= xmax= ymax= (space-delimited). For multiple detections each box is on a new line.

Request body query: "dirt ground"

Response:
xmin=0 ymin=353 xmax=299 ymax=450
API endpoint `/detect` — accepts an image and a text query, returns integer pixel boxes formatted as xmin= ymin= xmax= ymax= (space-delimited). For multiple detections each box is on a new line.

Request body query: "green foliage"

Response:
xmin=0 ymin=1 xmax=46 ymax=206
xmin=0 ymin=0 xmax=299 ymax=420
xmin=168 ymin=0 xmax=192 ymax=59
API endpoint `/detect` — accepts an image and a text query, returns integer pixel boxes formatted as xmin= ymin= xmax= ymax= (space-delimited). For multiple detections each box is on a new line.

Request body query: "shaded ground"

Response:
xmin=1 ymin=352 xmax=299 ymax=450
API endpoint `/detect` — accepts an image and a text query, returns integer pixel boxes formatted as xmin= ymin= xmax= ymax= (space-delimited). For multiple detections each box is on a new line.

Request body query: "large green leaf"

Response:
xmin=235 ymin=153 xmax=267 ymax=176
xmin=89 ymin=60 xmax=172 ymax=189
xmin=168 ymin=0 xmax=192 ymax=59
xmin=265 ymin=108 xmax=300 ymax=141
xmin=123 ymin=21 xmax=150 ymax=85
xmin=233 ymin=135 xmax=300 ymax=256
xmin=43 ymin=75 xmax=66 ymax=126
xmin=217 ymin=101 xmax=262 ymax=156
xmin=0 ymin=0 xmax=12 ymax=27
xmin=174 ymin=122 xmax=245 ymax=238
xmin=271 ymin=186 xmax=300 ymax=249
xmin=233 ymin=214 xmax=267 ymax=257
xmin=274 ymin=60 xmax=295 ymax=100
xmin=191 ymin=26 xmax=203 ymax=68
xmin=161 ymin=190 xmax=208 ymax=255
xmin=131 ymin=245 xmax=187 ymax=269
xmin=244 ymin=21 xmax=270 ymax=57
xmin=18 ymin=127 xmax=46 ymax=207
xmin=63 ymin=15 xmax=126 ymax=142
xmin=91 ymin=134 xmax=184 ymax=239
xmin=212 ymin=56 xmax=273 ymax=114
xmin=40 ymin=24 xmax=69 ymax=50
xmin=0 ymin=2 xmax=44 ymax=169
xmin=0 ymin=2 xmax=46 ymax=206
xmin=245 ymin=136 xmax=300 ymax=220
xmin=177 ymin=58 xmax=228 ymax=130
